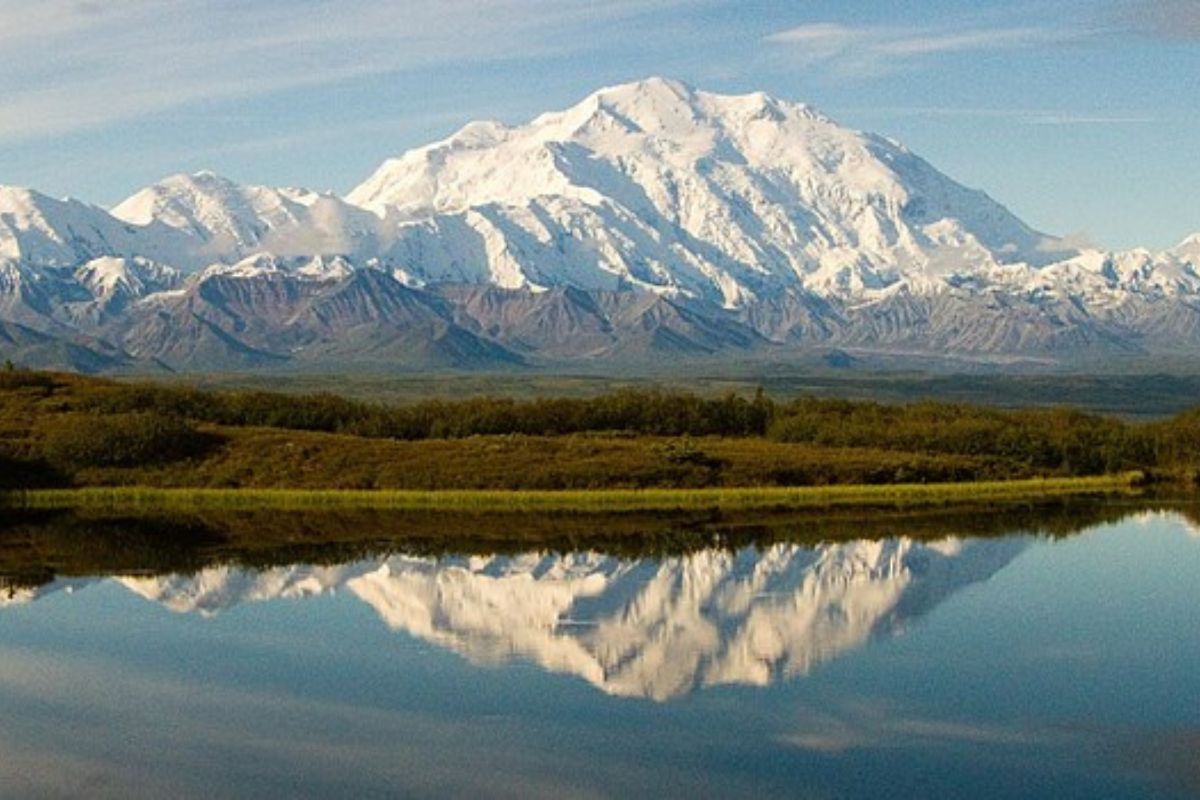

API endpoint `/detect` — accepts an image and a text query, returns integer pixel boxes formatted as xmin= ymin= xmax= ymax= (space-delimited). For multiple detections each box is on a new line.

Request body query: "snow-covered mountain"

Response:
xmin=112 ymin=171 xmax=385 ymax=265
xmin=1 ymin=77 xmax=1198 ymax=371
xmin=2 ymin=537 xmax=1028 ymax=700
xmin=351 ymin=76 xmax=1061 ymax=303
xmin=0 ymin=186 xmax=185 ymax=267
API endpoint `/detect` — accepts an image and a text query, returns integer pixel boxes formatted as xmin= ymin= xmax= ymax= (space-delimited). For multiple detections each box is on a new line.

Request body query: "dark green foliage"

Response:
xmin=39 ymin=412 xmax=213 ymax=469
xmin=0 ymin=452 xmax=67 ymax=489
xmin=767 ymin=398 xmax=1166 ymax=476
xmin=0 ymin=443 xmax=69 ymax=489
xmin=0 ymin=453 xmax=20 ymax=488
xmin=4 ymin=370 xmax=1200 ymax=489
xmin=83 ymin=385 xmax=774 ymax=440
xmin=0 ymin=366 xmax=55 ymax=392
xmin=1152 ymin=409 xmax=1200 ymax=466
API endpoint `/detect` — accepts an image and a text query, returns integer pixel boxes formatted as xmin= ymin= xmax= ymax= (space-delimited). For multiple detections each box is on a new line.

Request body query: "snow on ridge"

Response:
xmin=111 ymin=172 xmax=385 ymax=266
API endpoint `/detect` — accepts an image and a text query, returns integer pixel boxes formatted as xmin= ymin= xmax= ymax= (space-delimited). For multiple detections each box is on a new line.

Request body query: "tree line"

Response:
xmin=3 ymin=367 xmax=1200 ymax=480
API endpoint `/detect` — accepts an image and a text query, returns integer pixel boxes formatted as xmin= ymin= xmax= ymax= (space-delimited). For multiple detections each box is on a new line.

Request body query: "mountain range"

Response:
xmin=3 ymin=77 xmax=1198 ymax=373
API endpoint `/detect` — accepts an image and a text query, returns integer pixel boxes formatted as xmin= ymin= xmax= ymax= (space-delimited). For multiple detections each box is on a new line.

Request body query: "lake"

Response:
xmin=1 ymin=501 xmax=1198 ymax=798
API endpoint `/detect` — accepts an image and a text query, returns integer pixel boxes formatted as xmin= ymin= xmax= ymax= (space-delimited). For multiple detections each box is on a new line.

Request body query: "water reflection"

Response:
xmin=1 ymin=505 xmax=1199 ymax=798
xmin=5 ymin=536 xmax=1029 ymax=700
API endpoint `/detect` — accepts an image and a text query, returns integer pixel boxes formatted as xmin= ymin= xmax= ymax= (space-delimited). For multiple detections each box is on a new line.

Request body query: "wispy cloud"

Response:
xmin=834 ymin=105 xmax=1156 ymax=127
xmin=0 ymin=0 xmax=697 ymax=141
xmin=1119 ymin=0 xmax=1200 ymax=40
xmin=764 ymin=20 xmax=1086 ymax=76
xmin=1024 ymin=113 xmax=1155 ymax=126
xmin=185 ymin=112 xmax=479 ymax=160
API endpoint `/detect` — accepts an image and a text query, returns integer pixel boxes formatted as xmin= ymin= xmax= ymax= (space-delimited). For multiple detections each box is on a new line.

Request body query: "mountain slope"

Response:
xmin=0 ymin=318 xmax=146 ymax=372
xmin=105 ymin=258 xmax=523 ymax=371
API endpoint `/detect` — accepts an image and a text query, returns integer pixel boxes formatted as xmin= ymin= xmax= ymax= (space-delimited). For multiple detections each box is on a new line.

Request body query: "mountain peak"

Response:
xmin=542 ymin=76 xmax=834 ymax=142
xmin=348 ymin=77 xmax=852 ymax=218
xmin=590 ymin=75 xmax=696 ymax=106
xmin=1176 ymin=233 xmax=1200 ymax=261
xmin=347 ymin=76 xmax=1048 ymax=305
xmin=113 ymin=171 xmax=245 ymax=225
xmin=0 ymin=184 xmax=64 ymax=214
xmin=159 ymin=169 xmax=232 ymax=185
xmin=0 ymin=183 xmax=36 ymax=201
xmin=112 ymin=171 xmax=329 ymax=260
xmin=0 ymin=185 xmax=154 ymax=267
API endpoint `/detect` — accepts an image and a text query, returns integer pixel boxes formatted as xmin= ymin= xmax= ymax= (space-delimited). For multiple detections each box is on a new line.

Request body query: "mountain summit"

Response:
xmin=1 ymin=78 xmax=1197 ymax=371
xmin=350 ymin=77 xmax=1058 ymax=305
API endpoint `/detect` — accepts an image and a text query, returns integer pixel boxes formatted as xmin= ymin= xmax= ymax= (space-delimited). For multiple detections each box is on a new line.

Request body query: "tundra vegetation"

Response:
xmin=0 ymin=367 xmax=1193 ymax=507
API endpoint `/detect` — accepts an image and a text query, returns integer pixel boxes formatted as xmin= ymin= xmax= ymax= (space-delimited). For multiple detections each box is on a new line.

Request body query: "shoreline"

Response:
xmin=0 ymin=475 xmax=1143 ymax=513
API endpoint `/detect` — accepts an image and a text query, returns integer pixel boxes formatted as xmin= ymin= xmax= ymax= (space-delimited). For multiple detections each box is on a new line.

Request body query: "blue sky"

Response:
xmin=1 ymin=0 xmax=1197 ymax=249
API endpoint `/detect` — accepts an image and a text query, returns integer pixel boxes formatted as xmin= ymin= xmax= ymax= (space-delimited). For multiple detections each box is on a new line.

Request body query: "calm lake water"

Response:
xmin=1 ymin=503 xmax=1198 ymax=798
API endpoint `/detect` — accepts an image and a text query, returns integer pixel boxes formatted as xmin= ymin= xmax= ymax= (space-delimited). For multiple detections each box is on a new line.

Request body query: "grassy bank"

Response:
xmin=0 ymin=475 xmax=1142 ymax=513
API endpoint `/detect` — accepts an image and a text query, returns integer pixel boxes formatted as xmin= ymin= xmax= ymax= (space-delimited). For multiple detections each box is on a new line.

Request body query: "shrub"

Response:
xmin=658 ymin=437 xmax=725 ymax=469
xmin=40 ymin=412 xmax=213 ymax=468
xmin=80 ymin=384 xmax=778 ymax=440
xmin=0 ymin=450 xmax=67 ymax=488
xmin=0 ymin=366 xmax=55 ymax=392
xmin=765 ymin=398 xmax=1165 ymax=477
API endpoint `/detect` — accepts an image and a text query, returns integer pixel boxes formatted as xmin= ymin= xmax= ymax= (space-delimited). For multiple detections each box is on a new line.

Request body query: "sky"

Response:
xmin=1 ymin=0 xmax=1197 ymax=250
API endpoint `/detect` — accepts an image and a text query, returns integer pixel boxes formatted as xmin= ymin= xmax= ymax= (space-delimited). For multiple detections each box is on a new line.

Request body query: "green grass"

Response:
xmin=0 ymin=474 xmax=1142 ymax=513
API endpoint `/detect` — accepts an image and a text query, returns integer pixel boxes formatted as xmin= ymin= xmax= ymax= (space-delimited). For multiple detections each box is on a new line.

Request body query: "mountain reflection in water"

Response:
xmin=4 ymin=506 xmax=1200 ymax=799
xmin=3 ymin=535 xmax=1028 ymax=700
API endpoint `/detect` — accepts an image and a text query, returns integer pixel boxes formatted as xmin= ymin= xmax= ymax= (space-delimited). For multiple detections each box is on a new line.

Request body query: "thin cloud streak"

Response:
xmin=188 ymin=112 xmax=481 ymax=160
xmin=0 ymin=0 xmax=701 ymax=141
xmin=1024 ymin=113 xmax=1155 ymax=126
xmin=832 ymin=105 xmax=1157 ymax=126
xmin=765 ymin=20 xmax=1089 ymax=76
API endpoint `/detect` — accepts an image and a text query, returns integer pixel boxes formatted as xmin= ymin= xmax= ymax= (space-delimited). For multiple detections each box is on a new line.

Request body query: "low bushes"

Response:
xmin=0 ymin=366 xmax=56 ymax=392
xmin=82 ymin=385 xmax=775 ymax=439
xmin=767 ymin=399 xmax=1160 ymax=476
xmin=39 ymin=412 xmax=213 ymax=469
xmin=76 ymin=381 xmax=1187 ymax=477
xmin=0 ymin=447 xmax=69 ymax=488
xmin=4 ymin=369 xmax=1200 ymax=489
